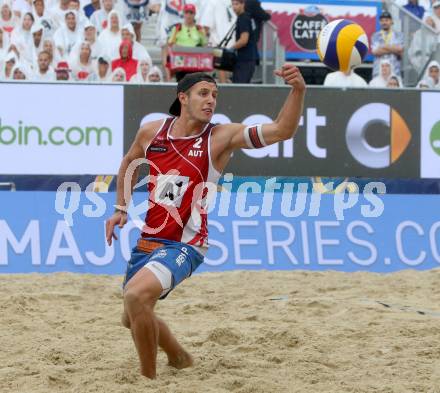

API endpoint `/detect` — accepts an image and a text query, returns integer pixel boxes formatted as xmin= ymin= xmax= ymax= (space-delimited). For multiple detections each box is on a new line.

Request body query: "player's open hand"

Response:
xmin=105 ymin=211 xmax=128 ymax=246
xmin=275 ymin=64 xmax=306 ymax=92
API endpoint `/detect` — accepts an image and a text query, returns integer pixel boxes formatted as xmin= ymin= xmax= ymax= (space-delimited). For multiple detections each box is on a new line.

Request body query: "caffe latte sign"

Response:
xmin=291 ymin=6 xmax=328 ymax=51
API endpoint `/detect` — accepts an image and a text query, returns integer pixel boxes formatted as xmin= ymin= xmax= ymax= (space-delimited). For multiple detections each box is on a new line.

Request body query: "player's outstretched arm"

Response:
xmin=105 ymin=122 xmax=158 ymax=246
xmin=226 ymin=64 xmax=306 ymax=150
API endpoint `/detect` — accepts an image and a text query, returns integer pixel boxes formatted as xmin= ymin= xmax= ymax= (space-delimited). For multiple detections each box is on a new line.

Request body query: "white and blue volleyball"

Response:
xmin=316 ymin=19 xmax=369 ymax=73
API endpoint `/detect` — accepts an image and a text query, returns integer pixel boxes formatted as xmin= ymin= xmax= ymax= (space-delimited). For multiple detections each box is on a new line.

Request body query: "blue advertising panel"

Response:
xmin=1 ymin=189 xmax=439 ymax=274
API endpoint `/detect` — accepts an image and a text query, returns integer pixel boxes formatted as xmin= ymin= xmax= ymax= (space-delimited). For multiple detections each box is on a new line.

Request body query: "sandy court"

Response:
xmin=1 ymin=269 xmax=440 ymax=393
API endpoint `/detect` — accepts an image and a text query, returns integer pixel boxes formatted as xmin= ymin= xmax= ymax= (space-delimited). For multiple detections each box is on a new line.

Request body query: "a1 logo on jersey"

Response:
xmin=189 ymin=137 xmax=203 ymax=157
xmin=153 ymin=174 xmax=190 ymax=208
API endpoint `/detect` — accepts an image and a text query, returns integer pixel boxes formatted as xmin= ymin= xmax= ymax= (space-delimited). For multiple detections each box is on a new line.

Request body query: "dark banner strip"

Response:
xmin=124 ymin=85 xmax=422 ymax=179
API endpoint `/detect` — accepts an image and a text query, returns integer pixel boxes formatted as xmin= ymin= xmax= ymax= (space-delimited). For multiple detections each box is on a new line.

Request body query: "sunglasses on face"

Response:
xmin=184 ymin=10 xmax=194 ymax=14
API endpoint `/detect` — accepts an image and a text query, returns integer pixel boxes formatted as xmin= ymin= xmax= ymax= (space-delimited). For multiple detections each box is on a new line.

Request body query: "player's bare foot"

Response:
xmin=167 ymin=349 xmax=193 ymax=369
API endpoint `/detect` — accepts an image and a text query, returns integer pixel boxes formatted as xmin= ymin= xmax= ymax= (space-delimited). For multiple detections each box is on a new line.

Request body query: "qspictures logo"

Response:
xmin=346 ymin=103 xmax=411 ymax=169
xmin=0 ymin=118 xmax=112 ymax=146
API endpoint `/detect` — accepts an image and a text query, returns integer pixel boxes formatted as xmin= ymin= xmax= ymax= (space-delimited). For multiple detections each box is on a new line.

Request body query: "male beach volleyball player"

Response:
xmin=105 ymin=64 xmax=306 ymax=379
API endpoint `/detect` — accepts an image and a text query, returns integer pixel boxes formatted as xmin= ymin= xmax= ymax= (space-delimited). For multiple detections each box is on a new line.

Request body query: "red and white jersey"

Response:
xmin=141 ymin=117 xmax=221 ymax=253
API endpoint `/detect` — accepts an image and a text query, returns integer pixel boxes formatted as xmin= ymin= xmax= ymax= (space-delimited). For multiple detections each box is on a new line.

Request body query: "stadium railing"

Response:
xmin=258 ymin=21 xmax=285 ymax=85
xmin=386 ymin=0 xmax=439 ymax=86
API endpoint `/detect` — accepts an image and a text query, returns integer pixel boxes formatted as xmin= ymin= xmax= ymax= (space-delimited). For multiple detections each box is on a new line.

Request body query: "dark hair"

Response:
xmin=24 ymin=12 xmax=35 ymax=22
xmin=177 ymin=72 xmax=217 ymax=94
xmin=389 ymin=76 xmax=400 ymax=86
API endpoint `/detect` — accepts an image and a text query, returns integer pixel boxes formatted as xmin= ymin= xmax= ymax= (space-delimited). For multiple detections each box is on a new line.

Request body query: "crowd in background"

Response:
xmin=0 ymin=0 xmax=167 ymax=82
xmin=0 ymin=0 xmax=439 ymax=86
xmin=0 ymin=0 xmax=268 ymax=83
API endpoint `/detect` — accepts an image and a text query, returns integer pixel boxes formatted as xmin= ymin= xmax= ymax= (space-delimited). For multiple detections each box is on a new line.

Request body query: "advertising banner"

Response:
xmin=261 ymin=0 xmax=381 ymax=61
xmin=1 ymin=190 xmax=439 ymax=274
xmin=0 ymin=83 xmax=124 ymax=175
xmin=124 ymin=85 xmax=420 ymax=178
xmin=421 ymin=92 xmax=440 ymax=179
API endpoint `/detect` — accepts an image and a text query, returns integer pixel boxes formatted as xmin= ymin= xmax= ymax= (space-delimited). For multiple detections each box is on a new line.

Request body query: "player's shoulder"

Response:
xmin=137 ymin=118 xmax=168 ymax=140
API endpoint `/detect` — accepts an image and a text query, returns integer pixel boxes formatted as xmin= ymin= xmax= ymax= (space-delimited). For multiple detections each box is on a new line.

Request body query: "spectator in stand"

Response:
xmin=67 ymin=0 xmax=88 ymax=31
xmin=168 ymin=3 xmax=207 ymax=81
xmin=121 ymin=22 xmax=151 ymax=62
xmin=369 ymin=59 xmax=393 ymax=87
xmin=231 ymin=0 xmax=257 ymax=83
xmin=395 ymin=0 xmax=431 ymax=10
xmin=12 ymin=0 xmax=32 ymax=19
xmin=129 ymin=57 xmax=150 ymax=83
xmin=69 ymin=40 xmax=96 ymax=80
xmin=419 ymin=60 xmax=440 ymax=87
xmin=386 ymin=74 xmax=402 ymax=87
xmin=11 ymin=61 xmax=31 ymax=79
xmin=90 ymin=0 xmax=113 ymax=33
xmin=417 ymin=76 xmax=435 ymax=88
xmin=0 ymin=51 xmax=16 ymax=79
xmin=95 ymin=54 xmax=111 ymax=80
xmin=83 ymin=0 xmax=100 ymax=18
xmin=199 ymin=0 xmax=236 ymax=83
xmin=147 ymin=64 xmax=162 ymax=82
xmin=425 ymin=0 xmax=440 ymax=32
xmin=7 ymin=41 xmax=20 ymax=57
xmin=97 ymin=9 xmax=122 ymax=58
xmin=34 ymin=49 xmax=55 ymax=80
xmin=83 ymin=22 xmax=102 ymax=60
xmin=39 ymin=37 xmax=62 ymax=68
xmin=0 ymin=26 xmax=10 ymax=59
xmin=11 ymin=13 xmax=35 ymax=62
xmin=10 ymin=12 xmax=34 ymax=54
xmin=32 ymin=0 xmax=55 ymax=36
xmin=324 ymin=69 xmax=368 ymax=87
xmin=54 ymin=10 xmax=81 ymax=56
xmin=54 ymin=59 xmax=71 ymax=80
xmin=120 ymin=0 xmax=150 ymax=42
xmin=167 ymin=4 xmax=207 ymax=47
xmin=156 ymin=0 xmax=183 ymax=47
xmin=245 ymin=0 xmax=270 ymax=43
xmin=199 ymin=0 xmax=236 ymax=47
xmin=156 ymin=0 xmax=184 ymax=81
xmin=404 ymin=0 xmax=425 ymax=19
xmin=51 ymin=0 xmax=70 ymax=28
xmin=111 ymin=39 xmax=137 ymax=80
xmin=29 ymin=21 xmax=44 ymax=61
xmin=371 ymin=11 xmax=404 ymax=77
xmin=71 ymin=21 xmax=102 ymax=61
xmin=1 ymin=1 xmax=18 ymax=36
xmin=111 ymin=65 xmax=125 ymax=81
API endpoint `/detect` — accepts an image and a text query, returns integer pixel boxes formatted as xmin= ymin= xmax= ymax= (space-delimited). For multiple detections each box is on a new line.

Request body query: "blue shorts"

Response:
xmin=122 ymin=238 xmax=205 ymax=299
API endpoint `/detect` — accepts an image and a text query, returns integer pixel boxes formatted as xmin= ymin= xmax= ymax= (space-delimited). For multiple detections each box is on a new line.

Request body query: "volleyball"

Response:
xmin=316 ymin=19 xmax=369 ymax=73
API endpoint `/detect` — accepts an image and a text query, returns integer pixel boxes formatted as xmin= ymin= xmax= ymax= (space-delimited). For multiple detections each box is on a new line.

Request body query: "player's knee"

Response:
xmin=123 ymin=286 xmax=158 ymax=314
